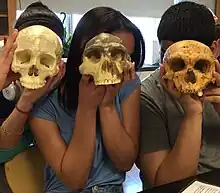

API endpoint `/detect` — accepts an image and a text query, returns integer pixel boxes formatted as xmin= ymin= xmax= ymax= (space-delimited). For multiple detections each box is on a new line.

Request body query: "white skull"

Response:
xmin=79 ymin=33 xmax=132 ymax=85
xmin=12 ymin=25 xmax=62 ymax=89
xmin=163 ymin=40 xmax=216 ymax=96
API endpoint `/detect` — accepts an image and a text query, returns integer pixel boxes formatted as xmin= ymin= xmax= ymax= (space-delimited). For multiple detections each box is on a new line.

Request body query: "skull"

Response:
xmin=163 ymin=40 xmax=216 ymax=96
xmin=12 ymin=25 xmax=62 ymax=89
xmin=79 ymin=33 xmax=132 ymax=85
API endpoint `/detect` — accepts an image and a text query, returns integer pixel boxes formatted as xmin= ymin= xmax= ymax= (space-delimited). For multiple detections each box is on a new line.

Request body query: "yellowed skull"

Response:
xmin=163 ymin=40 xmax=216 ymax=96
xmin=79 ymin=33 xmax=132 ymax=85
xmin=12 ymin=25 xmax=62 ymax=89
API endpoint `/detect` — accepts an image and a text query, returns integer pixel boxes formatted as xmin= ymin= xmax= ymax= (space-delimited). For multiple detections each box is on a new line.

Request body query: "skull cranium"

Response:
xmin=163 ymin=40 xmax=216 ymax=96
xmin=79 ymin=33 xmax=132 ymax=85
xmin=12 ymin=25 xmax=62 ymax=89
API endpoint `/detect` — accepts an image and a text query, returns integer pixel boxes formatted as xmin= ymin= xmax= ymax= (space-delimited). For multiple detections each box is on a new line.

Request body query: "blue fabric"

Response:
xmin=31 ymin=76 xmax=140 ymax=193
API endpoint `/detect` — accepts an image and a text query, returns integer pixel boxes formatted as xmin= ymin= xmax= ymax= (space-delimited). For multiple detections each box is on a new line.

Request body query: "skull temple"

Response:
xmin=163 ymin=40 xmax=216 ymax=96
xmin=79 ymin=33 xmax=132 ymax=85
xmin=12 ymin=25 xmax=62 ymax=89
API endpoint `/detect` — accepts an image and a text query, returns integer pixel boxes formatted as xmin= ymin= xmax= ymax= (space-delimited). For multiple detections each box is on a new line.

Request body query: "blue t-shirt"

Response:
xmin=31 ymin=77 xmax=140 ymax=193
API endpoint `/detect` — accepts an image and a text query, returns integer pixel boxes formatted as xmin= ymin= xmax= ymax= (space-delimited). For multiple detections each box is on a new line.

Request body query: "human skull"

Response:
xmin=79 ymin=33 xmax=132 ymax=85
xmin=12 ymin=25 xmax=62 ymax=89
xmin=163 ymin=40 xmax=216 ymax=96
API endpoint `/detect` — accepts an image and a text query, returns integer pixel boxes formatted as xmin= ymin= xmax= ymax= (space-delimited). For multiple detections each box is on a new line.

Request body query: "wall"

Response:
xmin=175 ymin=0 xmax=215 ymax=11
xmin=17 ymin=0 xmax=173 ymax=17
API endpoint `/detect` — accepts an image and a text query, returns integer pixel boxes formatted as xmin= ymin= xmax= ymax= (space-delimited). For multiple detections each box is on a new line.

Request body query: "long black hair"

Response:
xmin=59 ymin=6 xmax=145 ymax=111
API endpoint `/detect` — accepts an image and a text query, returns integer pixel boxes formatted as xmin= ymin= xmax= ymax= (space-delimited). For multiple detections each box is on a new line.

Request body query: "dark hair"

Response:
xmin=215 ymin=24 xmax=220 ymax=40
xmin=60 ymin=6 xmax=145 ymax=111
xmin=157 ymin=1 xmax=215 ymax=47
xmin=15 ymin=1 xmax=64 ymax=42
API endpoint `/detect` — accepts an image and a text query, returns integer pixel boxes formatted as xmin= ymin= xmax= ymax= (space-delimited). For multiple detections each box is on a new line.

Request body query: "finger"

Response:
xmin=215 ymin=59 xmax=220 ymax=74
xmin=159 ymin=64 xmax=165 ymax=78
xmin=214 ymin=71 xmax=220 ymax=87
xmin=60 ymin=61 xmax=66 ymax=78
xmin=204 ymin=96 xmax=220 ymax=103
xmin=3 ymin=30 xmax=18 ymax=59
xmin=44 ymin=77 xmax=54 ymax=89
xmin=123 ymin=64 xmax=130 ymax=82
xmin=4 ymin=43 xmax=17 ymax=67
xmin=130 ymin=62 xmax=136 ymax=80
xmin=81 ymin=75 xmax=91 ymax=83
xmin=203 ymin=88 xmax=220 ymax=96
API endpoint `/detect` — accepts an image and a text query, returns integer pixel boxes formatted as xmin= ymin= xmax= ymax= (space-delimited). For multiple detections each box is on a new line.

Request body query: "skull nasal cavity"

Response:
xmin=185 ymin=69 xmax=196 ymax=84
xmin=28 ymin=65 xmax=39 ymax=76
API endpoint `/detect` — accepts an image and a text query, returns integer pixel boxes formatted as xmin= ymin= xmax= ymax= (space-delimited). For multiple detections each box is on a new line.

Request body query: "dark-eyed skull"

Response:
xmin=12 ymin=25 xmax=62 ymax=89
xmin=79 ymin=33 xmax=132 ymax=85
xmin=163 ymin=40 xmax=216 ymax=96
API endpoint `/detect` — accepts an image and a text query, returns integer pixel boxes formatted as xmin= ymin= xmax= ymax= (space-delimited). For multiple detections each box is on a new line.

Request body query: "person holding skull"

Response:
xmin=0 ymin=2 xmax=65 ymax=192
xmin=138 ymin=1 xmax=220 ymax=189
xmin=29 ymin=6 xmax=145 ymax=193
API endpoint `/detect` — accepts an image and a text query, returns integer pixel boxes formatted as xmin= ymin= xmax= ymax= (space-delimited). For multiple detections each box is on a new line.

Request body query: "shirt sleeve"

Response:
xmin=140 ymin=79 xmax=171 ymax=154
xmin=119 ymin=75 xmax=141 ymax=102
xmin=31 ymin=91 xmax=57 ymax=122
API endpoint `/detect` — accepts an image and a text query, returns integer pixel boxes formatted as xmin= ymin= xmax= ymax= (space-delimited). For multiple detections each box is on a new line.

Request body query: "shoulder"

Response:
xmin=141 ymin=69 xmax=166 ymax=111
xmin=118 ymin=74 xmax=141 ymax=102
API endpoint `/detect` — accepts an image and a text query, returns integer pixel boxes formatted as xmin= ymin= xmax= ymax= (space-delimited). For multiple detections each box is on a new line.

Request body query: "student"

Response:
xmin=29 ymin=6 xmax=145 ymax=193
xmin=0 ymin=2 xmax=64 ymax=192
xmin=138 ymin=1 xmax=220 ymax=188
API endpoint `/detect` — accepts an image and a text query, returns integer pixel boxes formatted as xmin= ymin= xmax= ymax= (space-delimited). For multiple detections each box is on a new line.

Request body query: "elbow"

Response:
xmin=115 ymin=160 xmax=134 ymax=172
xmin=68 ymin=183 xmax=86 ymax=192
xmin=60 ymin=166 xmax=87 ymax=191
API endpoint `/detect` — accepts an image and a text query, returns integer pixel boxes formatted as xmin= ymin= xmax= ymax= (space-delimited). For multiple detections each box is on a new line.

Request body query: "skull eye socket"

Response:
xmin=194 ymin=59 xmax=209 ymax=73
xmin=40 ymin=54 xmax=55 ymax=68
xmin=85 ymin=49 xmax=102 ymax=63
xmin=110 ymin=48 xmax=125 ymax=60
xmin=16 ymin=50 xmax=31 ymax=64
xmin=170 ymin=58 xmax=185 ymax=72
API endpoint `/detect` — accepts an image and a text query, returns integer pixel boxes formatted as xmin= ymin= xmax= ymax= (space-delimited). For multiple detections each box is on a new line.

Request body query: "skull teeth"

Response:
xmin=95 ymin=79 xmax=121 ymax=85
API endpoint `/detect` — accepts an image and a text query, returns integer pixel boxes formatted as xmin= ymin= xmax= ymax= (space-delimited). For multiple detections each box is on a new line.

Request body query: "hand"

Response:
xmin=100 ymin=62 xmax=136 ymax=107
xmin=204 ymin=60 xmax=220 ymax=114
xmin=17 ymin=60 xmax=65 ymax=112
xmin=78 ymin=75 xmax=105 ymax=110
xmin=160 ymin=64 xmax=203 ymax=116
xmin=0 ymin=30 xmax=19 ymax=91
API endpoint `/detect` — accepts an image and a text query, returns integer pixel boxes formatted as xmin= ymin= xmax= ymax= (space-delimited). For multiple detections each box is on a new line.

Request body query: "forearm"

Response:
xmin=155 ymin=114 xmax=202 ymax=185
xmin=60 ymin=106 xmax=97 ymax=190
xmin=0 ymin=98 xmax=32 ymax=149
xmin=99 ymin=105 xmax=137 ymax=172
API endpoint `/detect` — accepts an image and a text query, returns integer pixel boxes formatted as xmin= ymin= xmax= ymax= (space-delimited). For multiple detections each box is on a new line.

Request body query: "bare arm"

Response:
xmin=0 ymin=96 xmax=32 ymax=148
xmin=99 ymin=87 xmax=140 ymax=172
xmin=30 ymin=106 xmax=97 ymax=191
xmin=139 ymin=113 xmax=202 ymax=186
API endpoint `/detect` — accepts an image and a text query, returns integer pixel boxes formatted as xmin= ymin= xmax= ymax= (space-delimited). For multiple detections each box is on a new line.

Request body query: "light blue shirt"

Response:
xmin=31 ymin=77 xmax=140 ymax=193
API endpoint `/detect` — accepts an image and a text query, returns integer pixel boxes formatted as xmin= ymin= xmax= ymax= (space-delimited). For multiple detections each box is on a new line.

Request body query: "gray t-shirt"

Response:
xmin=31 ymin=77 xmax=140 ymax=193
xmin=140 ymin=69 xmax=220 ymax=185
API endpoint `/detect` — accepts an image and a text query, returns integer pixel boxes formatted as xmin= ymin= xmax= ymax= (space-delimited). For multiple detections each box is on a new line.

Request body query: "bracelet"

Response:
xmin=1 ymin=123 xmax=24 ymax=136
xmin=15 ymin=104 xmax=31 ymax=114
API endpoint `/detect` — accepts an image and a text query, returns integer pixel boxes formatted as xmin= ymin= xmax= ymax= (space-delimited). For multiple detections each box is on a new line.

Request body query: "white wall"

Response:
xmin=175 ymin=0 xmax=215 ymax=11
xmin=17 ymin=0 xmax=174 ymax=18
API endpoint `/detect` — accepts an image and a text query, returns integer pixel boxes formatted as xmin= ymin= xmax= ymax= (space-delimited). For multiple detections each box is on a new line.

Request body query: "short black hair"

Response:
xmin=215 ymin=24 xmax=220 ymax=40
xmin=15 ymin=1 xmax=64 ymax=42
xmin=157 ymin=1 xmax=215 ymax=46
